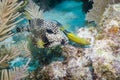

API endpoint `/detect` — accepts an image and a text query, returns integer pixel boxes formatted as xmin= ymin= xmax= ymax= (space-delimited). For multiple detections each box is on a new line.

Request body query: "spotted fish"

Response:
xmin=29 ymin=19 xmax=68 ymax=48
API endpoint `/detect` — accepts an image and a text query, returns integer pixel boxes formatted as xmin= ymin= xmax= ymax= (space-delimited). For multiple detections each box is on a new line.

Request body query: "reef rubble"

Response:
xmin=33 ymin=3 xmax=120 ymax=80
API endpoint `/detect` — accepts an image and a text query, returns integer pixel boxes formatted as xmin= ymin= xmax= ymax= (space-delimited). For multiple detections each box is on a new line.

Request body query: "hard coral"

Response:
xmin=37 ymin=61 xmax=67 ymax=80
xmin=100 ymin=3 xmax=120 ymax=31
xmin=86 ymin=0 xmax=120 ymax=24
xmin=77 ymin=27 xmax=97 ymax=46
xmin=35 ymin=45 xmax=93 ymax=80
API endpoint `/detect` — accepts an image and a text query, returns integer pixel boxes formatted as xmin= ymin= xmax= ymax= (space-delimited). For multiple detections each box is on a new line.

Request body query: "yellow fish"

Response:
xmin=60 ymin=27 xmax=90 ymax=45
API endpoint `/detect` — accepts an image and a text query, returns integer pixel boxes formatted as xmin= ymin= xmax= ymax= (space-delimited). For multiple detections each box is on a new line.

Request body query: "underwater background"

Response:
xmin=1 ymin=0 xmax=120 ymax=80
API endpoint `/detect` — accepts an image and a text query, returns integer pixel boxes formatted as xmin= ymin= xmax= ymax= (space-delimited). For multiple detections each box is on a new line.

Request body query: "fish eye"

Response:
xmin=46 ymin=29 xmax=54 ymax=34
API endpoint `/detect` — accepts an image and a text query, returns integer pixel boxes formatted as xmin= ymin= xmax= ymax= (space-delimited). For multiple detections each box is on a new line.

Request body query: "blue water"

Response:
xmin=44 ymin=1 xmax=86 ymax=32
xmin=1 ymin=0 xmax=86 ymax=71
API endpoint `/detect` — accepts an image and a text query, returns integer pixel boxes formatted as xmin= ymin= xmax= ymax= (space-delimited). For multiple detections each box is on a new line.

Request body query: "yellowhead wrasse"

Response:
xmin=59 ymin=26 xmax=90 ymax=45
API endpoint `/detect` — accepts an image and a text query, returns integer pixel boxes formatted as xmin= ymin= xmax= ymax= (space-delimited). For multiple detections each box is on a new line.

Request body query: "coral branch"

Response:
xmin=25 ymin=0 xmax=43 ymax=19
xmin=0 ymin=0 xmax=24 ymax=41
xmin=0 ymin=41 xmax=31 ymax=68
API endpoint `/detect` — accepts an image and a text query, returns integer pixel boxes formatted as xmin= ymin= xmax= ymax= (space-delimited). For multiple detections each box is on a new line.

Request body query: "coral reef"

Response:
xmin=0 ymin=0 xmax=32 ymax=80
xmin=0 ymin=40 xmax=31 ymax=80
xmin=30 ymin=3 xmax=120 ymax=80
xmin=86 ymin=0 xmax=120 ymax=24
xmin=77 ymin=27 xmax=97 ymax=46
xmin=85 ymin=3 xmax=120 ymax=79
xmin=86 ymin=39 xmax=120 ymax=79
xmin=0 ymin=40 xmax=30 ymax=63
xmin=31 ymin=45 xmax=93 ymax=80
xmin=1 ymin=0 xmax=120 ymax=80
xmin=100 ymin=3 xmax=120 ymax=32
xmin=0 ymin=58 xmax=31 ymax=80
xmin=33 ymin=31 xmax=120 ymax=80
